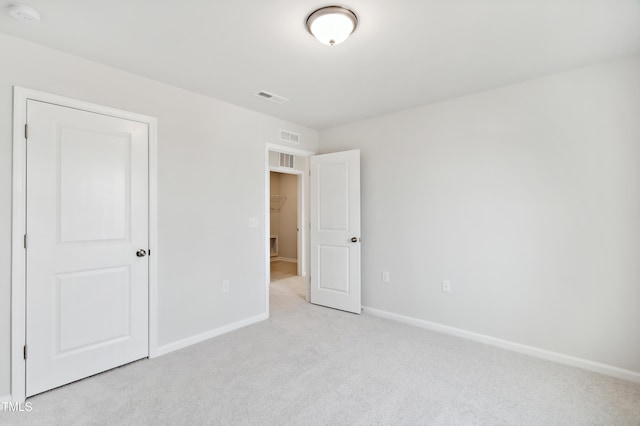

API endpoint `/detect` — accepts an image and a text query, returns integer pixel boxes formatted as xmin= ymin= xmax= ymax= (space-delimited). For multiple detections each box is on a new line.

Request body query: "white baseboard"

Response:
xmin=0 ymin=394 xmax=11 ymax=402
xmin=153 ymin=313 xmax=268 ymax=358
xmin=362 ymin=306 xmax=640 ymax=384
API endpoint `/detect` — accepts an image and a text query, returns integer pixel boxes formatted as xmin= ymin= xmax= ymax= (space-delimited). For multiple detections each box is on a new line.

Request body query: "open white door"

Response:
xmin=25 ymin=100 xmax=149 ymax=396
xmin=310 ymin=150 xmax=361 ymax=314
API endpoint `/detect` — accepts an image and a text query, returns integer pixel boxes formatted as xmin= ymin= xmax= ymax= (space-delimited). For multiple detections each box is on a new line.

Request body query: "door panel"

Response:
xmin=318 ymin=245 xmax=350 ymax=293
xmin=318 ymin=162 xmax=349 ymax=230
xmin=56 ymin=266 xmax=131 ymax=354
xmin=58 ymin=127 xmax=131 ymax=242
xmin=310 ymin=150 xmax=361 ymax=313
xmin=26 ymin=100 xmax=149 ymax=397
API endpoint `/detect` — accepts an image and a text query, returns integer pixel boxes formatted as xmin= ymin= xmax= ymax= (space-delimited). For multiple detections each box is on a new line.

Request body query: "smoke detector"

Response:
xmin=8 ymin=4 xmax=41 ymax=24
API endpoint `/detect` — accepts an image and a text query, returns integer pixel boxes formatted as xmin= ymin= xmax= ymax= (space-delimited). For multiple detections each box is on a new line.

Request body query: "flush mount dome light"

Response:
xmin=306 ymin=6 xmax=358 ymax=46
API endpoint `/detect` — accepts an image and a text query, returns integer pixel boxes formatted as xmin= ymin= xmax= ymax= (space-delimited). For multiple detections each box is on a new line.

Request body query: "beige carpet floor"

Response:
xmin=2 ymin=276 xmax=639 ymax=425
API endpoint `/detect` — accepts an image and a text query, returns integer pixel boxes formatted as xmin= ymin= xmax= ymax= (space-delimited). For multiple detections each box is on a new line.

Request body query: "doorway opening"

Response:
xmin=270 ymin=171 xmax=300 ymax=281
xmin=265 ymin=145 xmax=313 ymax=316
xmin=264 ymin=145 xmax=362 ymax=317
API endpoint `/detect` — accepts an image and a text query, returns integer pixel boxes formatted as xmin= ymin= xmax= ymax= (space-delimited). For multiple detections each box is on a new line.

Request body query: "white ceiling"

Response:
xmin=1 ymin=0 xmax=640 ymax=129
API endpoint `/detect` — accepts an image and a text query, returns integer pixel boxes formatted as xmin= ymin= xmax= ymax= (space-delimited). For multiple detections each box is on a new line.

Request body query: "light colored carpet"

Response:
xmin=2 ymin=276 xmax=640 ymax=425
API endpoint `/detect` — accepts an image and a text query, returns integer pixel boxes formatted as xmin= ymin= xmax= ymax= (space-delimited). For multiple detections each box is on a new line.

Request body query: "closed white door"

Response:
xmin=310 ymin=150 xmax=361 ymax=314
xmin=26 ymin=100 xmax=149 ymax=397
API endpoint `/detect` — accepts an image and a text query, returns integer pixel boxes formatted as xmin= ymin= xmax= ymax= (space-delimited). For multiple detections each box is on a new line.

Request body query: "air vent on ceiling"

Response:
xmin=280 ymin=129 xmax=300 ymax=145
xmin=279 ymin=153 xmax=295 ymax=169
xmin=256 ymin=91 xmax=289 ymax=104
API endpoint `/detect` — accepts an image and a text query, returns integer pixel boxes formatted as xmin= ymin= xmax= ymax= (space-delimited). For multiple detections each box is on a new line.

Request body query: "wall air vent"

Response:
xmin=279 ymin=153 xmax=295 ymax=169
xmin=280 ymin=129 xmax=300 ymax=144
xmin=256 ymin=91 xmax=289 ymax=104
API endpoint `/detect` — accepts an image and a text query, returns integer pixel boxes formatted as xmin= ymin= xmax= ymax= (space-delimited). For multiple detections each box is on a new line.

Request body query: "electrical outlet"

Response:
xmin=442 ymin=280 xmax=451 ymax=293
xmin=222 ymin=280 xmax=230 ymax=292
xmin=381 ymin=271 xmax=390 ymax=283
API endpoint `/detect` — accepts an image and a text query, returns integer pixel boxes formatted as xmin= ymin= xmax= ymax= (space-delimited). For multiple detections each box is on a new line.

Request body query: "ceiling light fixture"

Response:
xmin=306 ymin=6 xmax=358 ymax=46
xmin=8 ymin=4 xmax=41 ymax=24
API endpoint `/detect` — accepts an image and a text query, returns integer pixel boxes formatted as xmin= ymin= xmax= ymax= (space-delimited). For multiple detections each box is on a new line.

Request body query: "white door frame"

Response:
xmin=264 ymin=143 xmax=313 ymax=316
xmin=11 ymin=87 xmax=159 ymax=402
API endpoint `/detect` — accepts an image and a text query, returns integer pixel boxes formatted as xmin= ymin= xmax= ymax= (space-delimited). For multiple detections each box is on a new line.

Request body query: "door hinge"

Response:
xmin=23 ymin=345 xmax=27 ymax=360
xmin=24 ymin=124 xmax=28 ymax=140
xmin=23 ymin=234 xmax=27 ymax=249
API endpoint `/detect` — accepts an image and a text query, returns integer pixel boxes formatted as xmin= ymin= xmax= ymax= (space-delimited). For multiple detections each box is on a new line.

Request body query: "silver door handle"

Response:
xmin=136 ymin=249 xmax=147 ymax=257
xmin=351 ymin=237 xmax=358 ymax=243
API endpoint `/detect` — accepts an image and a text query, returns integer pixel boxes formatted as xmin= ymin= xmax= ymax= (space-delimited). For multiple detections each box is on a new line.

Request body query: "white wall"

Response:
xmin=0 ymin=33 xmax=319 ymax=397
xmin=320 ymin=54 xmax=640 ymax=374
